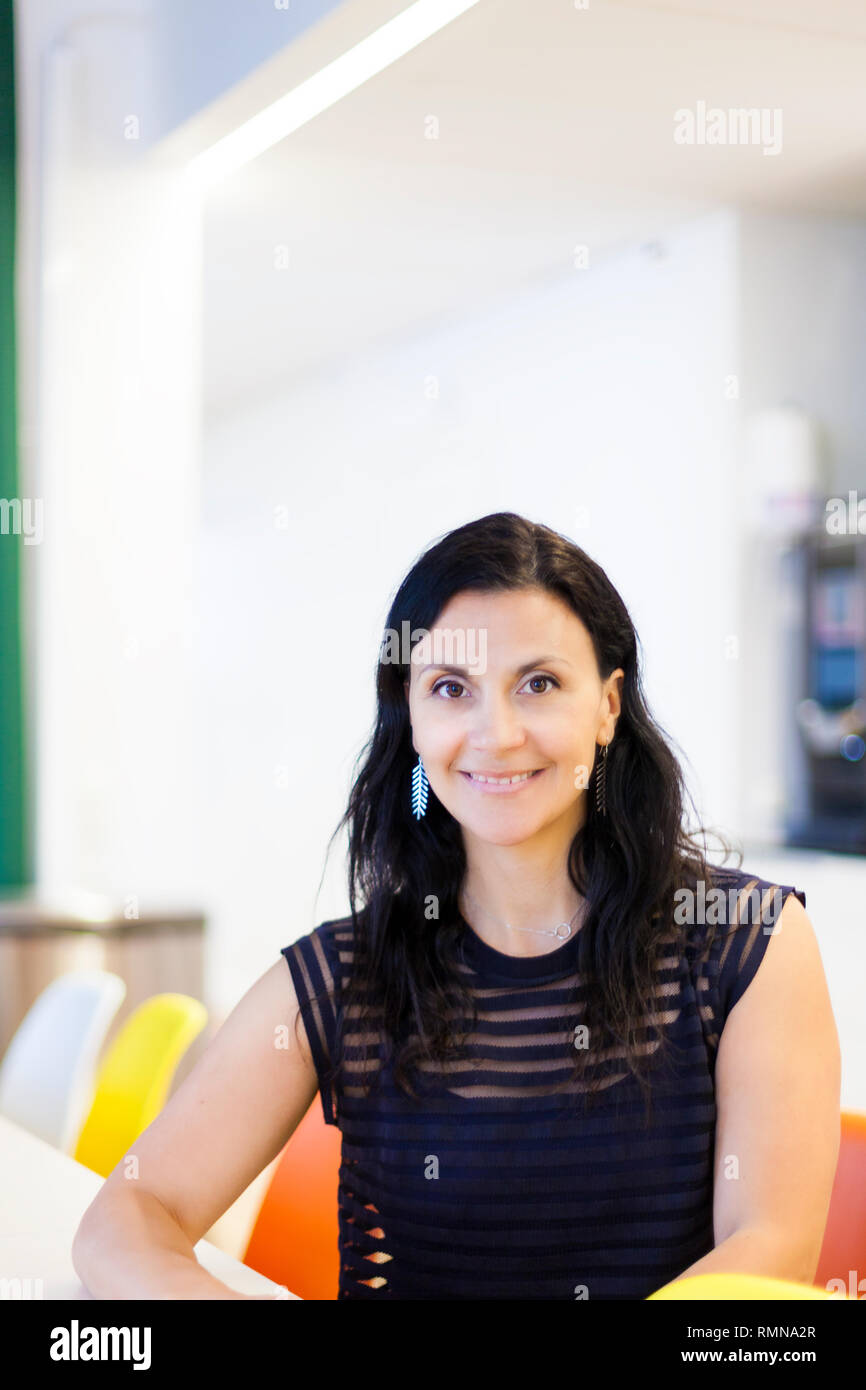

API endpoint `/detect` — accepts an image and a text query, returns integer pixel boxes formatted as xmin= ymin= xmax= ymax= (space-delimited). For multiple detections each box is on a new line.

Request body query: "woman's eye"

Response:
xmin=431 ymin=680 xmax=467 ymax=699
xmin=524 ymin=675 xmax=557 ymax=694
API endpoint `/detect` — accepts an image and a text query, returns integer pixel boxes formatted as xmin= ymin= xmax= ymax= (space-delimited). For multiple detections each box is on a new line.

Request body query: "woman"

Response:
xmin=73 ymin=511 xmax=840 ymax=1301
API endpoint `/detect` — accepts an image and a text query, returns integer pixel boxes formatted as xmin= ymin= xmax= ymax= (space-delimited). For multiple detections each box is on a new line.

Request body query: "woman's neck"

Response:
xmin=459 ymin=855 xmax=586 ymax=958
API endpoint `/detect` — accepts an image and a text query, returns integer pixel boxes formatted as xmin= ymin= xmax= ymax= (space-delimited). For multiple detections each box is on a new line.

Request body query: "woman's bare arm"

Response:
xmin=667 ymin=893 xmax=841 ymax=1289
xmin=71 ymin=955 xmax=319 ymax=1299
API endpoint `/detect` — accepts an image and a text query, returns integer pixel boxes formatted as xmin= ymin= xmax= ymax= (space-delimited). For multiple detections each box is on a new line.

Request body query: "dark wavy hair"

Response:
xmin=312 ymin=511 xmax=737 ymax=1126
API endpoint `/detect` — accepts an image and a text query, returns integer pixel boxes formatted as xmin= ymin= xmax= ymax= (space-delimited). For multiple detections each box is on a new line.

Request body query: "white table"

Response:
xmin=0 ymin=1114 xmax=299 ymax=1299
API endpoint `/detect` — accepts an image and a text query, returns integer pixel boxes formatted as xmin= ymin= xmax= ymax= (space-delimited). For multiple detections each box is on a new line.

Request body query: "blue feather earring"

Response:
xmin=411 ymin=755 xmax=429 ymax=819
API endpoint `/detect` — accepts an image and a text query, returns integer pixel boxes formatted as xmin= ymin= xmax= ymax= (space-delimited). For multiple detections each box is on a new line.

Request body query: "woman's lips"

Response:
xmin=459 ymin=768 xmax=546 ymax=794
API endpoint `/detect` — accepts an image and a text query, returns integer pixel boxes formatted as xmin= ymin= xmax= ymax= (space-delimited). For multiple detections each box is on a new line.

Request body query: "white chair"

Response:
xmin=0 ymin=970 xmax=126 ymax=1151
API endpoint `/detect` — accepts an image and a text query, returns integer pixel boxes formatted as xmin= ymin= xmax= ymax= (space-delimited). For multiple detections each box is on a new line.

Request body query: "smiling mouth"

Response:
xmin=460 ymin=769 xmax=545 ymax=786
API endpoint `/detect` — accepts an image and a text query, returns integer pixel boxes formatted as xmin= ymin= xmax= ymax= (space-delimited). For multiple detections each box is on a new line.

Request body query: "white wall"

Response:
xmin=150 ymin=0 xmax=346 ymax=142
xmin=739 ymin=212 xmax=866 ymax=491
xmin=198 ymin=206 xmax=741 ymax=1013
xmin=17 ymin=2 xmax=204 ymax=916
xmin=733 ymin=213 xmax=866 ymax=846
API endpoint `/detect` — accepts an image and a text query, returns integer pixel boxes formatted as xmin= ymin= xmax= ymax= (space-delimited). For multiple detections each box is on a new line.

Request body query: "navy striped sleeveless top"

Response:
xmin=281 ymin=865 xmax=805 ymax=1300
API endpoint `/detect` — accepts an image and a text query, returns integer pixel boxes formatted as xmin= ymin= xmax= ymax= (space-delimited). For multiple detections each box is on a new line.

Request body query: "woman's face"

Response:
xmin=404 ymin=587 xmax=623 ymax=848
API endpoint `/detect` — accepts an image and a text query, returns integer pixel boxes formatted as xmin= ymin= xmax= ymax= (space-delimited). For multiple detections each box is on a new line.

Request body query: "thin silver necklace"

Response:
xmin=461 ymin=887 xmax=584 ymax=941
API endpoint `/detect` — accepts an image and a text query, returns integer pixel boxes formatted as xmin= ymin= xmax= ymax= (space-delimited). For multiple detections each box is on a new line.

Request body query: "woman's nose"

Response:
xmin=468 ymin=695 xmax=525 ymax=750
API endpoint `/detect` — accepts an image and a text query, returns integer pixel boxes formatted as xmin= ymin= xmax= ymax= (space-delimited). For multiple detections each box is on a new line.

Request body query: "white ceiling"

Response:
xmin=199 ymin=0 xmax=866 ymax=420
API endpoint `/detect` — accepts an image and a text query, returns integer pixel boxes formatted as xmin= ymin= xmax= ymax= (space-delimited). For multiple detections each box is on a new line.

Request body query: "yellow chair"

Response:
xmin=73 ymin=993 xmax=207 ymax=1177
xmin=649 ymin=1272 xmax=848 ymax=1300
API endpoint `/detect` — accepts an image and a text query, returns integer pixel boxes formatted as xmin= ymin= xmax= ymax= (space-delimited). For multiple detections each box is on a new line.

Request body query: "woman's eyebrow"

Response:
xmin=418 ymin=656 xmax=572 ymax=676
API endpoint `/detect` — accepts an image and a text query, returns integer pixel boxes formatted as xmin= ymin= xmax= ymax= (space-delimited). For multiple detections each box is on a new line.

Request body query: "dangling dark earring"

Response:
xmin=595 ymin=742 xmax=609 ymax=818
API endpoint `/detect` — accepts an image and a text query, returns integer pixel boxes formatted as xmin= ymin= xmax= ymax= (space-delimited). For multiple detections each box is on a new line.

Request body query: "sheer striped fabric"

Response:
xmin=281 ymin=866 xmax=805 ymax=1300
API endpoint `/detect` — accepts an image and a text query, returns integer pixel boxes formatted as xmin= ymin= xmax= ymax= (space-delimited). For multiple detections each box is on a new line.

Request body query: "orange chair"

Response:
xmin=243 ymin=1099 xmax=341 ymax=1300
xmin=813 ymin=1108 xmax=866 ymax=1298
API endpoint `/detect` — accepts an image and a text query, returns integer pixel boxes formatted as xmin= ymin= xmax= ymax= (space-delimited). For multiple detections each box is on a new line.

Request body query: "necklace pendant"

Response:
xmin=462 ymin=888 xmax=581 ymax=942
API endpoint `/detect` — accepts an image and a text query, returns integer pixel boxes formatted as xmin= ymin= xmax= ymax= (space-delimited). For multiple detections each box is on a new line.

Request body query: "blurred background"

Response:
xmin=2 ymin=0 xmax=865 ymax=1262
